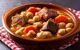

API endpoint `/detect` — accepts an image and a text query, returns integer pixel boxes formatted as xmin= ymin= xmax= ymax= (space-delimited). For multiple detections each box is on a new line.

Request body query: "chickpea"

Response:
xmin=66 ymin=23 xmax=73 ymax=28
xmin=68 ymin=18 xmax=73 ymax=23
xmin=43 ymin=31 xmax=53 ymax=38
xmin=26 ymin=12 xmax=34 ymax=19
xmin=33 ymin=22 xmax=43 ymax=28
xmin=57 ymin=34 xmax=61 ymax=37
xmin=66 ymin=28 xmax=72 ymax=32
xmin=20 ymin=11 xmax=26 ymax=17
xmin=21 ymin=34 xmax=27 ymax=38
xmin=57 ymin=29 xmax=66 ymax=36
xmin=11 ymin=27 xmax=16 ymax=32
xmin=26 ymin=30 xmax=36 ymax=38
xmin=36 ymin=31 xmax=52 ymax=39
xmin=28 ymin=19 xmax=35 ymax=24
xmin=33 ymin=16 xmax=40 ymax=22
xmin=58 ymin=22 xmax=66 ymax=28
xmin=36 ymin=31 xmax=45 ymax=39
xmin=15 ymin=27 xmax=24 ymax=35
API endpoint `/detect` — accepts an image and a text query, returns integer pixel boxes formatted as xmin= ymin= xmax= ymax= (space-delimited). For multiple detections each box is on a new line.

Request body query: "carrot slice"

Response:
xmin=54 ymin=15 xmax=68 ymax=23
xmin=23 ymin=26 xmax=37 ymax=33
xmin=26 ymin=7 xmax=39 ymax=14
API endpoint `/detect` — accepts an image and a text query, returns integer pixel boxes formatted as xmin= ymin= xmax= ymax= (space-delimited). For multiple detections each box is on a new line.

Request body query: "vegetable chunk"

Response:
xmin=41 ymin=19 xmax=59 ymax=34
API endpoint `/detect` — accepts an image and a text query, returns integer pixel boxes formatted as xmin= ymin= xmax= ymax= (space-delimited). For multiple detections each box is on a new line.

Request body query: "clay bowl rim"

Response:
xmin=2 ymin=3 xmax=79 ymax=42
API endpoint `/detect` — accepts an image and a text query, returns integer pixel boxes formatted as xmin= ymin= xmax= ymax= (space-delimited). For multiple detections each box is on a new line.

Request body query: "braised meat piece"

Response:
xmin=35 ymin=7 xmax=48 ymax=21
xmin=11 ymin=14 xmax=26 ymax=26
xmin=41 ymin=19 xmax=59 ymax=34
xmin=47 ymin=9 xmax=59 ymax=18
xmin=36 ymin=7 xmax=59 ymax=21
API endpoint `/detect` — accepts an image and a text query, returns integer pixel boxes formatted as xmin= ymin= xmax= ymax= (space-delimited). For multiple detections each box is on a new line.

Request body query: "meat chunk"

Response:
xmin=36 ymin=7 xmax=59 ymax=21
xmin=35 ymin=7 xmax=48 ymax=21
xmin=11 ymin=14 xmax=26 ymax=26
xmin=41 ymin=19 xmax=59 ymax=34
xmin=47 ymin=9 xmax=59 ymax=18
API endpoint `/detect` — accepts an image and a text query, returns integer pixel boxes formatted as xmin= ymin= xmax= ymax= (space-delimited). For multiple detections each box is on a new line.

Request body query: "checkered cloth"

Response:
xmin=0 ymin=8 xmax=80 ymax=50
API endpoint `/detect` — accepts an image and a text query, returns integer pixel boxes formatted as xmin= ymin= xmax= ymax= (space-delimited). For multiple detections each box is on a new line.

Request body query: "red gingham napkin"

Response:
xmin=0 ymin=8 xmax=80 ymax=50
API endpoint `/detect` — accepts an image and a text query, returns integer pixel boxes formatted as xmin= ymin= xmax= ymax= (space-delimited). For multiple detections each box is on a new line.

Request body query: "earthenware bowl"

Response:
xmin=2 ymin=3 xmax=80 ymax=50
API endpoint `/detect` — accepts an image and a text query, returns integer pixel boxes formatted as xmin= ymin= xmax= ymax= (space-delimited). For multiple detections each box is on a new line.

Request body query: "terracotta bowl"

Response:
xmin=2 ymin=3 xmax=80 ymax=50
